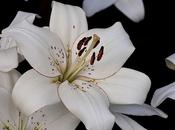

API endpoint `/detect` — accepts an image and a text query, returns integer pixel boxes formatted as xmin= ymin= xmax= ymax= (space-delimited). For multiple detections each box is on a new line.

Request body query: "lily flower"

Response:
xmin=1 ymin=1 xmax=166 ymax=130
xmin=0 ymin=70 xmax=79 ymax=130
xmin=0 ymin=89 xmax=79 ymax=130
xmin=82 ymin=0 xmax=145 ymax=22
xmin=151 ymin=82 xmax=175 ymax=107
xmin=151 ymin=54 xmax=175 ymax=107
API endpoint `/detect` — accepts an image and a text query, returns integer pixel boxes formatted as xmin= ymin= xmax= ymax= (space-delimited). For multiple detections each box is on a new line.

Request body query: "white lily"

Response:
xmin=0 ymin=11 xmax=37 ymax=72
xmin=151 ymin=82 xmax=175 ymax=107
xmin=0 ymin=70 xmax=79 ymax=130
xmin=151 ymin=53 xmax=175 ymax=107
xmin=0 ymin=88 xmax=80 ymax=130
xmin=82 ymin=0 xmax=145 ymax=22
xmin=1 ymin=1 xmax=166 ymax=130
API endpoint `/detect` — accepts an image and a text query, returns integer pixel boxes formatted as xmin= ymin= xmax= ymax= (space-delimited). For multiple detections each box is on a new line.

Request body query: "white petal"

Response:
xmin=0 ymin=47 xmax=18 ymax=72
xmin=72 ymin=22 xmax=135 ymax=79
xmin=27 ymin=103 xmax=80 ymax=130
xmin=115 ymin=113 xmax=146 ymax=130
xmin=46 ymin=113 xmax=79 ymax=130
xmin=0 ymin=69 xmax=21 ymax=92
xmin=97 ymin=68 xmax=151 ymax=104
xmin=1 ymin=11 xmax=36 ymax=42
xmin=58 ymin=80 xmax=115 ymax=130
xmin=110 ymin=104 xmax=167 ymax=118
xmin=3 ymin=20 xmax=67 ymax=76
xmin=0 ymin=11 xmax=37 ymax=66
xmin=0 ymin=87 xmax=18 ymax=128
xmin=114 ymin=0 xmax=145 ymax=22
xmin=1 ymin=11 xmax=36 ymax=48
xmin=12 ymin=69 xmax=60 ymax=116
xmin=9 ymin=11 xmax=37 ymax=27
xmin=151 ymin=82 xmax=175 ymax=107
xmin=0 ymin=35 xmax=17 ymax=50
xmin=50 ymin=1 xmax=88 ymax=50
xmin=83 ymin=0 xmax=117 ymax=17
xmin=165 ymin=53 xmax=175 ymax=70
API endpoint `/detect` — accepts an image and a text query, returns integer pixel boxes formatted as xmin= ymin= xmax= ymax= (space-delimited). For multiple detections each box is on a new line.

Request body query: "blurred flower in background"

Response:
xmin=151 ymin=54 xmax=175 ymax=108
xmin=82 ymin=0 xmax=145 ymax=22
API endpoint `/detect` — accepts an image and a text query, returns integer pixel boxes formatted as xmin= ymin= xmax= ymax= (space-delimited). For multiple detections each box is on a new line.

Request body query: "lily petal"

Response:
xmin=110 ymin=104 xmax=167 ymax=118
xmin=97 ymin=67 xmax=151 ymax=104
xmin=0 ymin=37 xmax=17 ymax=50
xmin=115 ymin=113 xmax=146 ymax=130
xmin=3 ymin=20 xmax=67 ymax=76
xmin=50 ymin=1 xmax=88 ymax=50
xmin=165 ymin=53 xmax=175 ymax=70
xmin=1 ymin=11 xmax=36 ymax=49
xmin=0 ymin=47 xmax=18 ymax=72
xmin=58 ymin=80 xmax=115 ymax=130
xmin=114 ymin=0 xmax=145 ymax=22
xmin=72 ymin=22 xmax=135 ymax=79
xmin=0 ymin=69 xmax=21 ymax=92
xmin=151 ymin=82 xmax=175 ymax=107
xmin=27 ymin=103 xmax=80 ymax=130
xmin=12 ymin=69 xmax=60 ymax=116
xmin=82 ymin=0 xmax=117 ymax=17
xmin=0 ymin=11 xmax=37 ymax=71
xmin=9 ymin=11 xmax=37 ymax=27
xmin=0 ymin=87 xmax=18 ymax=128
xmin=46 ymin=113 xmax=80 ymax=130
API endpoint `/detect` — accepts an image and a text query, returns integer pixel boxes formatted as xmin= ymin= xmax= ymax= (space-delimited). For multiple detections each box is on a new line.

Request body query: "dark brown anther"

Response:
xmin=90 ymin=52 xmax=96 ymax=65
xmin=97 ymin=46 xmax=104 ymax=61
xmin=78 ymin=47 xmax=87 ymax=56
xmin=84 ymin=36 xmax=92 ymax=46
xmin=93 ymin=40 xmax=100 ymax=48
xmin=77 ymin=37 xmax=86 ymax=50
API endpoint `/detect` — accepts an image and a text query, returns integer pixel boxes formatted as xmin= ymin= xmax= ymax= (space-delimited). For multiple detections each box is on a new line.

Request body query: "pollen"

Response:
xmin=90 ymin=52 xmax=96 ymax=65
xmin=83 ymin=36 xmax=92 ymax=46
xmin=97 ymin=46 xmax=104 ymax=61
xmin=78 ymin=47 xmax=87 ymax=56
xmin=77 ymin=37 xmax=86 ymax=50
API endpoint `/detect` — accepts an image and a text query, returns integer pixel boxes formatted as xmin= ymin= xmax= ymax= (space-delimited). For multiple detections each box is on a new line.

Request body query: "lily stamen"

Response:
xmin=62 ymin=34 xmax=100 ymax=82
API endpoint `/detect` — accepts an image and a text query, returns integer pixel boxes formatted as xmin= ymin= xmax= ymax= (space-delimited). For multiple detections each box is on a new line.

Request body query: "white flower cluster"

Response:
xmin=0 ymin=1 xmax=170 ymax=130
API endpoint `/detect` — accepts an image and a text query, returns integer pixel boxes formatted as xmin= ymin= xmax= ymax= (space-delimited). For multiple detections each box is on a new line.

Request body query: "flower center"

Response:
xmin=64 ymin=34 xmax=104 ymax=82
xmin=53 ymin=34 xmax=104 ymax=83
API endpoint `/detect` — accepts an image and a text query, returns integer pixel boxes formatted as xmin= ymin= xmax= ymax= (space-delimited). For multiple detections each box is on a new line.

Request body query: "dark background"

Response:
xmin=0 ymin=0 xmax=175 ymax=129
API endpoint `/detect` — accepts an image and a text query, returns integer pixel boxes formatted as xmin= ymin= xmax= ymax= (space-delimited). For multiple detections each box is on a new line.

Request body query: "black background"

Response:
xmin=0 ymin=0 xmax=175 ymax=129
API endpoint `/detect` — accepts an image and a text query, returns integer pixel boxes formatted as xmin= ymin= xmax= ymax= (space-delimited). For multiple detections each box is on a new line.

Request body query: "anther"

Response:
xmin=78 ymin=47 xmax=87 ymax=56
xmin=90 ymin=52 xmax=96 ymax=65
xmin=77 ymin=37 xmax=86 ymax=50
xmin=84 ymin=36 xmax=92 ymax=46
xmin=97 ymin=46 xmax=104 ymax=61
